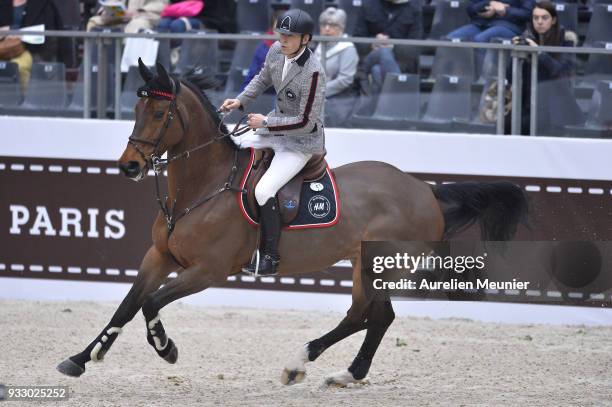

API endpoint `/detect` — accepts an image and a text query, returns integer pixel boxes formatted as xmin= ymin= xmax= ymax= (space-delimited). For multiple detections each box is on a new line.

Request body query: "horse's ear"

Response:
xmin=138 ymin=57 xmax=154 ymax=82
xmin=156 ymin=62 xmax=173 ymax=92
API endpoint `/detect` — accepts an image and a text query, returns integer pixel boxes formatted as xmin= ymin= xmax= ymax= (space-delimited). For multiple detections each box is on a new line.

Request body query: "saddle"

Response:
xmin=245 ymin=149 xmax=328 ymax=224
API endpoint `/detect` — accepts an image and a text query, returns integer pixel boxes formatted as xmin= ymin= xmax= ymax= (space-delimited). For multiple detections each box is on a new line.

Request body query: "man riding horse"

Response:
xmin=220 ymin=8 xmax=326 ymax=277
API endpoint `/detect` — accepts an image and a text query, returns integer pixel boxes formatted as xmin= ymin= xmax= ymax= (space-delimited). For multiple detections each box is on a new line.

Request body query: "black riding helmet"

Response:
xmin=275 ymin=8 xmax=314 ymax=41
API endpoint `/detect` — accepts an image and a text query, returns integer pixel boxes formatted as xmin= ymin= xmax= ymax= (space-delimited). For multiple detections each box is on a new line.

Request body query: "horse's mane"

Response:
xmin=178 ymin=68 xmax=237 ymax=150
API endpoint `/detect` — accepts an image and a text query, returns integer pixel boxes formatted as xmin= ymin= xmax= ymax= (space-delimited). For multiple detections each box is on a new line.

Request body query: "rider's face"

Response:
xmin=278 ymin=32 xmax=305 ymax=57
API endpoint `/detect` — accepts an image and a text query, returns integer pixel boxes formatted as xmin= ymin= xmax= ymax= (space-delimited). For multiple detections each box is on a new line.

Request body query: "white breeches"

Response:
xmin=233 ymin=132 xmax=312 ymax=206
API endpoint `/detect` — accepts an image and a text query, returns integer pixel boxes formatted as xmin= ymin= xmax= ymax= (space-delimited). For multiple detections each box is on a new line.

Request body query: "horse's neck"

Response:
xmin=166 ymin=107 xmax=234 ymax=205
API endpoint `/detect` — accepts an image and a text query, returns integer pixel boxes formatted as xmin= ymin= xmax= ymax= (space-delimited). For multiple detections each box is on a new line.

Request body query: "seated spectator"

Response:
xmin=0 ymin=0 xmax=66 ymax=91
xmin=448 ymin=0 xmax=534 ymax=42
xmin=240 ymin=0 xmax=290 ymax=92
xmin=448 ymin=0 xmax=534 ymax=78
xmin=483 ymin=1 xmax=583 ymax=134
xmin=352 ymin=0 xmax=422 ymax=114
xmin=511 ymin=1 xmax=583 ymax=134
xmin=87 ymin=0 xmax=168 ymax=34
xmin=156 ymin=0 xmax=236 ymax=64
xmin=315 ymin=7 xmax=359 ymax=127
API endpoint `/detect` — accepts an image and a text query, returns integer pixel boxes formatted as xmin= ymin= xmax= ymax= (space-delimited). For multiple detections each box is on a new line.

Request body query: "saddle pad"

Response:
xmin=237 ymin=149 xmax=340 ymax=230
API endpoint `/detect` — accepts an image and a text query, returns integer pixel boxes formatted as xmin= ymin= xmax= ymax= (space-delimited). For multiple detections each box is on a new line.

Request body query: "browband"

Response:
xmin=137 ymin=88 xmax=175 ymax=100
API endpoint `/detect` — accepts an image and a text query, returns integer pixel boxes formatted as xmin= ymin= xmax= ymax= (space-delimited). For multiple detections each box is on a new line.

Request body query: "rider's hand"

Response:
xmin=247 ymin=114 xmax=267 ymax=129
xmin=219 ymin=98 xmax=241 ymax=113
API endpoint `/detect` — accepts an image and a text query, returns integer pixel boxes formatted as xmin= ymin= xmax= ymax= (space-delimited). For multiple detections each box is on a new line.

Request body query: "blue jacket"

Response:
xmin=241 ymin=41 xmax=271 ymax=92
xmin=467 ymin=0 xmax=535 ymax=34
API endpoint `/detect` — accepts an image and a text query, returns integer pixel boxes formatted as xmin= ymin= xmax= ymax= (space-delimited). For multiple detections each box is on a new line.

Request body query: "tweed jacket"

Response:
xmin=236 ymin=41 xmax=327 ymax=155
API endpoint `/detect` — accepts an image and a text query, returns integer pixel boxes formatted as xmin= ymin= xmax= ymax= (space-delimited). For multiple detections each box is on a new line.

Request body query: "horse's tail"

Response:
xmin=432 ymin=181 xmax=529 ymax=241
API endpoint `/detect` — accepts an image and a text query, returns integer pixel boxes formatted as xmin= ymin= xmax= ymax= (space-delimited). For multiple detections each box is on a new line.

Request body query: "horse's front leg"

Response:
xmin=141 ymin=262 xmax=228 ymax=364
xmin=56 ymin=247 xmax=178 ymax=377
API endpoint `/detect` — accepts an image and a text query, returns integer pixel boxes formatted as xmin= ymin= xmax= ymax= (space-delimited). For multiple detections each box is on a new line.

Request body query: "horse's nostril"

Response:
xmin=119 ymin=161 xmax=142 ymax=177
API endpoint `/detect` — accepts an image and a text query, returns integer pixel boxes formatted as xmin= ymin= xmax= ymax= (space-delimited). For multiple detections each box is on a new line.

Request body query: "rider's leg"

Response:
xmin=243 ymin=149 xmax=312 ymax=276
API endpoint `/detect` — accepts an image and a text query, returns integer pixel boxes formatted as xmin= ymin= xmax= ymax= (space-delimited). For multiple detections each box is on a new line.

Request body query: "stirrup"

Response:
xmin=242 ymin=250 xmax=279 ymax=277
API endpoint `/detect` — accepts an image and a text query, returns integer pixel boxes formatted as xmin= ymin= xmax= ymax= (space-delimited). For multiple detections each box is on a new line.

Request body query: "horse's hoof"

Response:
xmin=56 ymin=358 xmax=85 ymax=377
xmin=323 ymin=370 xmax=366 ymax=388
xmin=280 ymin=368 xmax=306 ymax=385
xmin=161 ymin=338 xmax=178 ymax=364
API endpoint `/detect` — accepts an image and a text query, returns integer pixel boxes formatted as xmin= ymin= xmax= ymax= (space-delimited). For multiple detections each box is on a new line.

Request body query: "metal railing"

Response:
xmin=4 ymin=29 xmax=612 ymax=135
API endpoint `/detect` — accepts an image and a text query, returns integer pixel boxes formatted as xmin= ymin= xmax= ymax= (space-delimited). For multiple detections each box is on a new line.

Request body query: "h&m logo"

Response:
xmin=307 ymin=195 xmax=331 ymax=219
xmin=9 ymin=205 xmax=125 ymax=239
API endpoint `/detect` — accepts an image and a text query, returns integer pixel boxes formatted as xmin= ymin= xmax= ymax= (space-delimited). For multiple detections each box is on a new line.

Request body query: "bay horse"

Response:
xmin=57 ymin=60 xmax=528 ymax=386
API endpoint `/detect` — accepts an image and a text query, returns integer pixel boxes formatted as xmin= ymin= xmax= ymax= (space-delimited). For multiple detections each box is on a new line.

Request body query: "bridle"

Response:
xmin=128 ymin=89 xmax=187 ymax=167
xmin=127 ymin=84 xmax=252 ymax=234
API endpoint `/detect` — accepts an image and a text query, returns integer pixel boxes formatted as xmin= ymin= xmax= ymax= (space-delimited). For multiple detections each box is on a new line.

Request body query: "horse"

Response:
xmin=57 ymin=60 xmax=528 ymax=386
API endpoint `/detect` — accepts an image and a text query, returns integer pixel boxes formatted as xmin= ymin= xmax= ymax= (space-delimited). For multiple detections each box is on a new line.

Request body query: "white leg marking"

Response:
xmin=90 ymin=327 xmax=121 ymax=361
xmin=153 ymin=335 xmax=168 ymax=351
xmin=147 ymin=314 xmax=161 ymax=329
xmin=106 ymin=327 xmax=122 ymax=335
xmin=281 ymin=343 xmax=310 ymax=385
xmin=90 ymin=342 xmax=103 ymax=362
xmin=284 ymin=343 xmax=309 ymax=372
xmin=324 ymin=370 xmax=360 ymax=387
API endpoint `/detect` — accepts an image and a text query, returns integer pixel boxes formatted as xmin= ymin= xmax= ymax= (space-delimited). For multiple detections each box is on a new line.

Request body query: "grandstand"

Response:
xmin=0 ymin=0 xmax=611 ymax=137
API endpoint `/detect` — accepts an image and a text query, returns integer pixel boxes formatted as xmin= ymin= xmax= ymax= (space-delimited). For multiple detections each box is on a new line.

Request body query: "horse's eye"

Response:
xmin=154 ymin=111 xmax=164 ymax=119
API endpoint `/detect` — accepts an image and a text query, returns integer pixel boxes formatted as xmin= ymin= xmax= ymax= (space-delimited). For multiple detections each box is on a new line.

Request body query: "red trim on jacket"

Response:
xmin=267 ymin=71 xmax=319 ymax=132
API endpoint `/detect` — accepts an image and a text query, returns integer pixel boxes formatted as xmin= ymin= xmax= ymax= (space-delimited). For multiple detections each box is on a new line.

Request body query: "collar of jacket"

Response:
xmin=295 ymin=47 xmax=311 ymax=67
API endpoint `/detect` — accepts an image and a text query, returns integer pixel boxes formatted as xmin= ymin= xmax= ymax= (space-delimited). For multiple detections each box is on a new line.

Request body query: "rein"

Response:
xmin=128 ymin=86 xmax=253 ymax=234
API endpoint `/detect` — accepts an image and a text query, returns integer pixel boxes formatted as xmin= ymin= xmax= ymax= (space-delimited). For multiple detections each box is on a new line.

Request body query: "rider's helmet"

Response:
xmin=275 ymin=8 xmax=314 ymax=41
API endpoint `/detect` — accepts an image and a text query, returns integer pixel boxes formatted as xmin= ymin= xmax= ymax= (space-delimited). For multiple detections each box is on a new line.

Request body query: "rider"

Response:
xmin=220 ymin=8 xmax=326 ymax=276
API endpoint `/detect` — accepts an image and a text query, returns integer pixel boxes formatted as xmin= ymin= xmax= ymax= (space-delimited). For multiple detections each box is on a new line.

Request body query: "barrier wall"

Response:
xmin=1 ymin=117 xmax=611 ymax=320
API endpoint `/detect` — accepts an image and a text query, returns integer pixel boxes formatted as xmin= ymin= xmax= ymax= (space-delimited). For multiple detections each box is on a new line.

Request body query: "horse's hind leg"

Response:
xmin=140 ymin=263 xmax=223 ymax=364
xmin=281 ymin=257 xmax=370 ymax=385
xmin=56 ymin=248 xmax=176 ymax=377
xmin=324 ymin=298 xmax=395 ymax=387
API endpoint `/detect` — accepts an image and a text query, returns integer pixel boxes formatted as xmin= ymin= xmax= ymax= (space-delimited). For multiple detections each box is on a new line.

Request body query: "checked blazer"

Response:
xmin=236 ymin=41 xmax=326 ymax=155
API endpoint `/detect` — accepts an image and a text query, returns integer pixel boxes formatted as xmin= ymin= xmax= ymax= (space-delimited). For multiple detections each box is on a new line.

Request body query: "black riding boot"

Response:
xmin=242 ymin=197 xmax=281 ymax=276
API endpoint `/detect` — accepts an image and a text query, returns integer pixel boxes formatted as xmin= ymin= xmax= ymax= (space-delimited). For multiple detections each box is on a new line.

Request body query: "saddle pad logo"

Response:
xmin=308 ymin=195 xmax=331 ymax=219
xmin=283 ymin=199 xmax=297 ymax=209
xmin=310 ymin=182 xmax=324 ymax=192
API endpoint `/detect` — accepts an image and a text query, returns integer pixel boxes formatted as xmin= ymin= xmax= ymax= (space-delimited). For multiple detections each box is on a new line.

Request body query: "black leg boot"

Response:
xmin=242 ymin=197 xmax=281 ymax=276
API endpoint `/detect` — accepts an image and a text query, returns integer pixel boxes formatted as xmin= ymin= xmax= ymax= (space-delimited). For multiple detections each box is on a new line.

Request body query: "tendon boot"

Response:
xmin=242 ymin=197 xmax=281 ymax=276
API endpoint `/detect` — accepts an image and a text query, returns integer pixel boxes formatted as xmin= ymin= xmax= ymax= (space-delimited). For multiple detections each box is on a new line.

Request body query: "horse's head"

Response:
xmin=118 ymin=58 xmax=187 ymax=181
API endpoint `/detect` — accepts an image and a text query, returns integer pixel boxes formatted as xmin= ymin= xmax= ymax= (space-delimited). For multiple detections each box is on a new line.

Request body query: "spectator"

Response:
xmin=483 ymin=1 xmax=583 ymax=134
xmin=352 ymin=0 xmax=422 ymax=114
xmin=240 ymin=0 xmax=290 ymax=92
xmin=87 ymin=0 xmax=167 ymax=34
xmin=80 ymin=0 xmax=100 ymax=28
xmin=193 ymin=0 xmax=236 ymax=34
xmin=315 ymin=7 xmax=359 ymax=127
xmin=511 ymin=1 xmax=583 ymax=134
xmin=157 ymin=0 xmax=236 ymax=36
xmin=448 ymin=0 xmax=535 ymax=43
xmin=0 ymin=0 xmax=66 ymax=90
xmin=156 ymin=0 xmax=236 ymax=64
